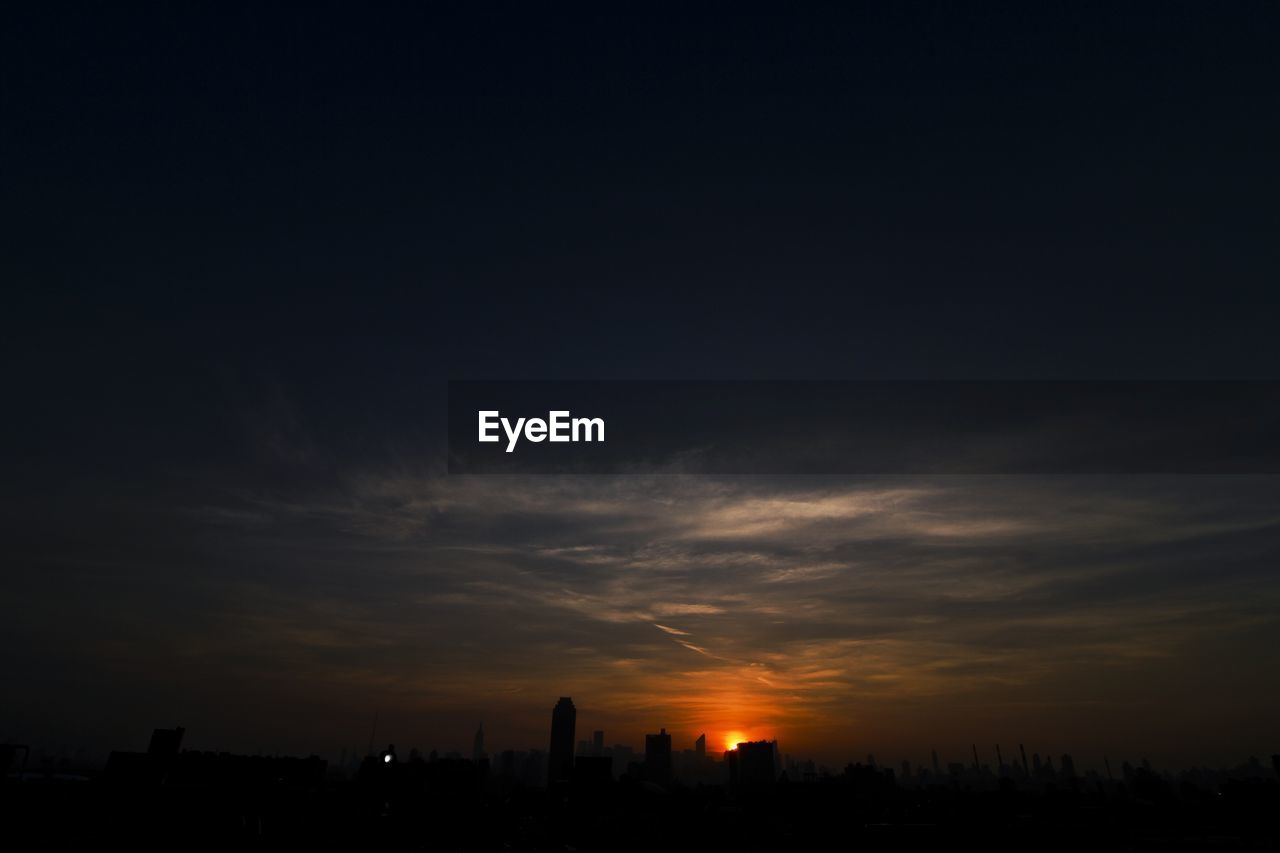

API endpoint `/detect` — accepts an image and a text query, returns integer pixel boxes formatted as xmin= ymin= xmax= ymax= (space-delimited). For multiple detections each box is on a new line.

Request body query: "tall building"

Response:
xmin=472 ymin=723 xmax=485 ymax=763
xmin=548 ymin=697 xmax=576 ymax=786
xmin=644 ymin=727 xmax=673 ymax=786
xmin=592 ymin=730 xmax=604 ymax=756
xmin=694 ymin=733 xmax=705 ymax=759
xmin=148 ymin=727 xmax=185 ymax=760
xmin=733 ymin=740 xmax=778 ymax=789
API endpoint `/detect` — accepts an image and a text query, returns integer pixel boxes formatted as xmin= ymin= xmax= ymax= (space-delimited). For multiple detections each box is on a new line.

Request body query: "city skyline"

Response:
xmin=17 ymin=707 xmax=1273 ymax=789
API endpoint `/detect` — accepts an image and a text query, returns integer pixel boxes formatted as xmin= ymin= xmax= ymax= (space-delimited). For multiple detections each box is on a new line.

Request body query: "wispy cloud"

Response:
xmin=146 ymin=472 xmax=1280 ymax=762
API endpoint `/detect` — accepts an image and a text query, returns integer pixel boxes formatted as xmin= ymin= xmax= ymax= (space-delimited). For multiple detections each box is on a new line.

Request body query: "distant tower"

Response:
xmin=695 ymin=733 xmax=706 ymax=759
xmin=548 ymin=697 xmax=576 ymax=786
xmin=592 ymin=730 xmax=604 ymax=756
xmin=147 ymin=727 xmax=185 ymax=760
xmin=145 ymin=726 xmax=184 ymax=784
xmin=931 ymin=749 xmax=940 ymax=776
xmin=1019 ymin=743 xmax=1029 ymax=776
xmin=644 ymin=727 xmax=673 ymax=786
xmin=472 ymin=723 xmax=485 ymax=763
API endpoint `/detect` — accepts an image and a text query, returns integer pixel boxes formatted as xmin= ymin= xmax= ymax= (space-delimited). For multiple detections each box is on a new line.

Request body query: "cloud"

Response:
xmin=30 ymin=468 xmax=1275 ymax=763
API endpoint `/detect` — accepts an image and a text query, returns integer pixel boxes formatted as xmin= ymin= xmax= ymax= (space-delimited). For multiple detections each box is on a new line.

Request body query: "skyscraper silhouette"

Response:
xmin=733 ymin=740 xmax=778 ymax=789
xmin=644 ymin=727 xmax=672 ymax=786
xmin=148 ymin=727 xmax=185 ymax=760
xmin=473 ymin=723 xmax=485 ymax=763
xmin=695 ymin=733 xmax=706 ymax=759
xmin=548 ymin=697 xmax=576 ymax=786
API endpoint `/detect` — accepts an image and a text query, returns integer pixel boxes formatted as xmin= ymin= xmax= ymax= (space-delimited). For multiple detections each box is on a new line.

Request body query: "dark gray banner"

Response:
xmin=447 ymin=381 xmax=1280 ymax=474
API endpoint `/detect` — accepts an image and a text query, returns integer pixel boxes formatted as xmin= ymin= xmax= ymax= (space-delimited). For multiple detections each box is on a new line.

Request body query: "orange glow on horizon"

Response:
xmin=722 ymin=730 xmax=749 ymax=752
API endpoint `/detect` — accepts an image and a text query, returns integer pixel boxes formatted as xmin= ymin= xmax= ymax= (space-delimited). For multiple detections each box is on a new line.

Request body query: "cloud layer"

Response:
xmin=5 ymin=461 xmax=1278 ymax=767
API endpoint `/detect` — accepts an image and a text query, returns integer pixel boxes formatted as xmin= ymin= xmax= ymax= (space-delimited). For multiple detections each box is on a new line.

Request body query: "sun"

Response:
xmin=722 ymin=731 xmax=749 ymax=752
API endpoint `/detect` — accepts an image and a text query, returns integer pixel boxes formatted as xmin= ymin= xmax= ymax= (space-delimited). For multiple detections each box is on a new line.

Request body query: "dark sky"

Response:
xmin=2 ymin=3 xmax=1279 ymax=767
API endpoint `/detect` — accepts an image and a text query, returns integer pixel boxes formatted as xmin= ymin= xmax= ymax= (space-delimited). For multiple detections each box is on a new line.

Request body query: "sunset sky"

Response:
xmin=5 ymin=456 xmax=1278 ymax=768
xmin=3 ymin=3 xmax=1279 ymax=772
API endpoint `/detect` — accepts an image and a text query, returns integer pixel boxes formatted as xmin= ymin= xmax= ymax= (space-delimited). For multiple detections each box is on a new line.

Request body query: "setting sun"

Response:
xmin=722 ymin=731 xmax=749 ymax=752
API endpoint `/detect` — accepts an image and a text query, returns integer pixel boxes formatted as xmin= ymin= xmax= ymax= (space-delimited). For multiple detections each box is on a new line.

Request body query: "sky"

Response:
xmin=2 ymin=3 xmax=1280 ymax=769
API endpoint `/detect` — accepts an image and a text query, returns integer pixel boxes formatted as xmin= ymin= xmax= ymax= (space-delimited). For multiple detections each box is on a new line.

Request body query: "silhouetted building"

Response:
xmin=106 ymin=726 xmax=328 ymax=793
xmin=695 ymin=733 xmax=706 ymax=759
xmin=604 ymin=744 xmax=635 ymax=779
xmin=148 ymin=727 xmax=185 ymax=760
xmin=473 ymin=723 xmax=485 ymax=763
xmin=497 ymin=748 xmax=546 ymax=788
xmin=105 ymin=726 xmax=186 ymax=787
xmin=548 ymin=697 xmax=576 ymax=786
xmin=592 ymin=730 xmax=604 ymax=756
xmin=644 ymin=728 xmax=672 ymax=786
xmin=728 ymin=740 xmax=777 ymax=789
xmin=0 ymin=744 xmax=29 ymax=778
